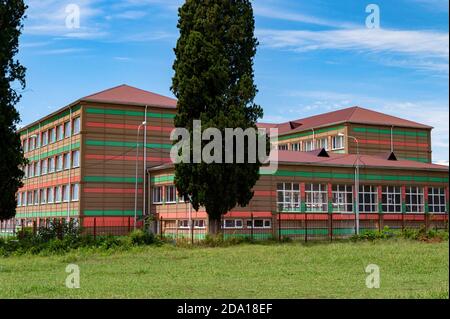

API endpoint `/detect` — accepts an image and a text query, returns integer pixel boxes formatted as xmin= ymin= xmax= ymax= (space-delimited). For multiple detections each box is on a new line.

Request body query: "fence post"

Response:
xmin=402 ymin=212 xmax=405 ymax=232
xmin=250 ymin=213 xmax=254 ymax=241
xmin=278 ymin=212 xmax=281 ymax=242
xmin=93 ymin=217 xmax=97 ymax=240
xmin=330 ymin=213 xmax=333 ymax=242
xmin=191 ymin=219 xmax=194 ymax=245
xmin=378 ymin=212 xmax=382 ymax=232
xmin=425 ymin=213 xmax=429 ymax=231
xmin=128 ymin=216 xmax=131 ymax=233
xmin=160 ymin=216 xmax=163 ymax=238
xmin=304 ymin=213 xmax=308 ymax=243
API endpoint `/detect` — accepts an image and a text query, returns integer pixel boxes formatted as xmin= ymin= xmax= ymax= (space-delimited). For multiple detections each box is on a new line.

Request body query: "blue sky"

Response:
xmin=17 ymin=0 xmax=449 ymax=163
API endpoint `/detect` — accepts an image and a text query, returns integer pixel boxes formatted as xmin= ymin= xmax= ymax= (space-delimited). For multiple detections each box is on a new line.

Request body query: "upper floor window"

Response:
xmin=55 ymin=186 xmax=62 ymax=203
xmin=278 ymin=144 xmax=288 ymax=151
xmin=73 ymin=117 xmax=80 ymax=135
xmin=64 ymin=153 xmax=71 ymax=170
xmin=49 ymin=127 xmax=56 ymax=144
xmin=428 ymin=187 xmax=446 ymax=213
xmin=33 ymin=190 xmax=39 ymax=205
xmin=29 ymin=137 xmax=36 ymax=151
xmin=64 ymin=121 xmax=71 ymax=138
xmin=382 ymin=186 xmax=401 ymax=213
xmin=35 ymin=161 xmax=41 ymax=176
xmin=57 ymin=124 xmax=64 ymax=141
xmin=72 ymin=150 xmax=80 ymax=168
xmin=42 ymin=130 xmax=49 ymax=146
xmin=62 ymin=184 xmax=70 ymax=202
xmin=47 ymin=187 xmax=54 ymax=204
xmin=304 ymin=140 xmax=314 ymax=152
xmin=406 ymin=186 xmax=424 ymax=213
xmin=291 ymin=143 xmax=301 ymax=152
xmin=332 ymin=135 xmax=344 ymax=150
xmin=56 ymin=154 xmax=63 ymax=171
xmin=152 ymin=186 xmax=163 ymax=204
xmin=165 ymin=185 xmax=177 ymax=203
xmin=41 ymin=159 xmax=48 ymax=175
xmin=277 ymin=182 xmax=300 ymax=212
xmin=71 ymin=184 xmax=80 ymax=201
xmin=48 ymin=157 xmax=55 ymax=173
xmin=316 ymin=138 xmax=328 ymax=150
xmin=23 ymin=139 xmax=28 ymax=152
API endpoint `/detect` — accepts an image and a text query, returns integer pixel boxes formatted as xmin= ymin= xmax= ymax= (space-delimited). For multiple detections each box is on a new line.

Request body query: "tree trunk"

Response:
xmin=208 ymin=216 xmax=222 ymax=235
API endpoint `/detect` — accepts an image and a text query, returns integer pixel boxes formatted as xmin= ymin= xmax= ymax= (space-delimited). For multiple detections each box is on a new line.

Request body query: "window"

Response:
xmin=165 ymin=185 xmax=177 ymax=203
xmin=33 ymin=190 xmax=39 ymax=205
xmin=291 ymin=143 xmax=301 ymax=152
xmin=71 ymin=184 xmax=79 ymax=201
xmin=406 ymin=186 xmax=424 ymax=213
xmin=41 ymin=159 xmax=48 ymax=175
xmin=194 ymin=220 xmax=206 ymax=229
xmin=42 ymin=130 xmax=48 ymax=146
xmin=23 ymin=164 xmax=28 ymax=178
xmin=382 ymin=186 xmax=401 ymax=213
xmin=48 ymin=157 xmax=55 ymax=173
xmin=178 ymin=220 xmax=189 ymax=228
xmin=223 ymin=219 xmax=243 ymax=229
xmin=428 ymin=187 xmax=446 ymax=213
xmin=332 ymin=135 xmax=344 ymax=150
xmin=277 ymin=182 xmax=301 ymax=211
xmin=73 ymin=117 xmax=80 ymax=135
xmin=64 ymin=121 xmax=71 ymax=138
xmin=278 ymin=144 xmax=288 ymax=151
xmin=304 ymin=140 xmax=314 ymax=151
xmin=359 ymin=185 xmax=378 ymax=212
xmin=56 ymin=155 xmax=63 ymax=171
xmin=72 ymin=150 xmax=80 ymax=168
xmin=23 ymin=139 xmax=29 ymax=152
xmin=305 ymin=184 xmax=328 ymax=212
xmin=47 ymin=187 xmax=54 ymax=204
xmin=247 ymin=219 xmax=271 ymax=229
xmin=29 ymin=162 xmax=35 ymax=178
xmin=316 ymin=138 xmax=328 ymax=150
xmin=35 ymin=161 xmax=40 ymax=176
xmin=55 ymin=186 xmax=62 ymax=203
xmin=17 ymin=192 xmax=22 ymax=206
xmin=332 ymin=185 xmax=353 ymax=213
xmin=152 ymin=186 xmax=163 ymax=204
xmin=49 ymin=128 xmax=56 ymax=144
xmin=57 ymin=125 xmax=64 ymax=141
xmin=63 ymin=153 xmax=71 ymax=170
xmin=29 ymin=137 xmax=35 ymax=151
xmin=27 ymin=192 xmax=33 ymax=206
xmin=36 ymin=134 xmax=41 ymax=148
xmin=62 ymin=185 xmax=70 ymax=202
xmin=40 ymin=189 xmax=47 ymax=204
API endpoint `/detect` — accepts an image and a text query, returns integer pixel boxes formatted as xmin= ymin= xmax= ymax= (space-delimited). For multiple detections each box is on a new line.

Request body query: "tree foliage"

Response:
xmin=172 ymin=0 xmax=264 ymax=234
xmin=0 ymin=0 xmax=27 ymax=220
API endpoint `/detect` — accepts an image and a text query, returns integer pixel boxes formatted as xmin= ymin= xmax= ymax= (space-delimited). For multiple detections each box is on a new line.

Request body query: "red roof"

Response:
xmin=259 ymin=106 xmax=432 ymax=136
xmin=271 ymin=150 xmax=448 ymax=171
xmin=81 ymin=84 xmax=177 ymax=108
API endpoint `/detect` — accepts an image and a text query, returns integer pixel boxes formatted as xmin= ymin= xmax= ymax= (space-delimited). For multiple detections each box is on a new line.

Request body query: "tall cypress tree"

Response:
xmin=0 ymin=0 xmax=27 ymax=221
xmin=172 ymin=0 xmax=264 ymax=234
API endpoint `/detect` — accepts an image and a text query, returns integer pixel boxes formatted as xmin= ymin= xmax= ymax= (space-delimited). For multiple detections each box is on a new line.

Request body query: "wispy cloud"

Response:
xmin=257 ymin=28 xmax=449 ymax=74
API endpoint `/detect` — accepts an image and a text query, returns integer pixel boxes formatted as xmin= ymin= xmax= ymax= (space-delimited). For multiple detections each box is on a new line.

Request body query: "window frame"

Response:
xmin=382 ymin=186 xmax=402 ymax=213
xmin=406 ymin=186 xmax=424 ymax=213
xmin=277 ymin=182 xmax=301 ymax=212
xmin=305 ymin=183 xmax=328 ymax=212
xmin=428 ymin=187 xmax=447 ymax=213
xmin=358 ymin=185 xmax=378 ymax=213
xmin=332 ymin=184 xmax=353 ymax=213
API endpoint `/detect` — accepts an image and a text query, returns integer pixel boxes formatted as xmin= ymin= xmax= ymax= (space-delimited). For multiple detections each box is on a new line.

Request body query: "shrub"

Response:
xmin=129 ymin=229 xmax=155 ymax=246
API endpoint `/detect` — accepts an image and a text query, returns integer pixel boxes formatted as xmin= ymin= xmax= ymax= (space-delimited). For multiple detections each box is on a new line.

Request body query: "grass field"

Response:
xmin=0 ymin=240 xmax=448 ymax=299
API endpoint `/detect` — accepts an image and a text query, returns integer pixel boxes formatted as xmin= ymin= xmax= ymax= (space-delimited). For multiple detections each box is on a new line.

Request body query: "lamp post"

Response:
xmin=339 ymin=133 xmax=360 ymax=235
xmin=134 ymin=121 xmax=147 ymax=230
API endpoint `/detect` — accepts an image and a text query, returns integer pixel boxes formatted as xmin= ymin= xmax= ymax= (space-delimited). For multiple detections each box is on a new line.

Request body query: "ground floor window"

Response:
xmin=194 ymin=220 xmax=206 ymax=229
xmin=428 ymin=187 xmax=446 ymax=213
xmin=178 ymin=220 xmax=189 ymax=228
xmin=277 ymin=182 xmax=300 ymax=211
xmin=382 ymin=186 xmax=401 ymax=213
xmin=406 ymin=186 xmax=424 ymax=213
xmin=247 ymin=219 xmax=271 ymax=229
xmin=305 ymin=184 xmax=328 ymax=212
xmin=223 ymin=219 xmax=243 ymax=229
xmin=359 ymin=185 xmax=378 ymax=212
xmin=332 ymin=185 xmax=353 ymax=213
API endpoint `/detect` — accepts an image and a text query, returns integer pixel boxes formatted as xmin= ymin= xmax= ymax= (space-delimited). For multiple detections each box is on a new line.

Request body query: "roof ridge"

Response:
xmin=82 ymin=84 xmax=128 ymax=100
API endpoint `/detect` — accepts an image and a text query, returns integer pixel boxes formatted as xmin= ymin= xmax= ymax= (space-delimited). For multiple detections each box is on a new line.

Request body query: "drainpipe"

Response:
xmin=67 ymin=107 xmax=73 ymax=221
xmin=143 ymin=106 xmax=148 ymax=218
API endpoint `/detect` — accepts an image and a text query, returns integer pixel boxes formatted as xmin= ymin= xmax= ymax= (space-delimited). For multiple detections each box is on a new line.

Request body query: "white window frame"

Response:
xmin=332 ymin=184 xmax=353 ymax=213
xmin=40 ymin=189 xmax=47 ymax=204
xmin=305 ymin=184 xmax=328 ymax=212
xmin=291 ymin=143 xmax=301 ymax=152
xmin=41 ymin=159 xmax=48 ymax=175
xmin=152 ymin=186 xmax=163 ymax=204
xmin=49 ymin=127 xmax=56 ymax=144
xmin=247 ymin=219 xmax=271 ymax=229
xmin=48 ymin=157 xmax=55 ymax=173
xmin=33 ymin=190 xmax=39 ymax=205
xmin=332 ymin=135 xmax=344 ymax=150
xmin=57 ymin=124 xmax=64 ymax=141
xmin=178 ymin=220 xmax=189 ymax=229
xmin=277 ymin=182 xmax=301 ymax=212
xmin=64 ymin=121 xmax=71 ymax=139
xmin=72 ymin=150 xmax=80 ymax=168
xmin=63 ymin=153 xmax=71 ymax=170
xmin=223 ymin=219 xmax=244 ymax=229
xmin=56 ymin=154 xmax=63 ymax=171
xmin=73 ymin=117 xmax=80 ymax=135
xmin=382 ymin=186 xmax=401 ymax=213
xmin=278 ymin=144 xmax=288 ymax=151
xmin=47 ymin=187 xmax=54 ymax=204
xmin=359 ymin=185 xmax=378 ymax=213
xmin=194 ymin=220 xmax=206 ymax=229
xmin=304 ymin=139 xmax=314 ymax=152
xmin=165 ymin=185 xmax=177 ymax=203
xmin=62 ymin=185 xmax=70 ymax=203
xmin=55 ymin=186 xmax=62 ymax=203
xmin=42 ymin=130 xmax=48 ymax=146
xmin=428 ymin=187 xmax=447 ymax=213
xmin=71 ymin=184 xmax=79 ymax=201
xmin=316 ymin=137 xmax=328 ymax=150
xmin=406 ymin=186 xmax=424 ymax=213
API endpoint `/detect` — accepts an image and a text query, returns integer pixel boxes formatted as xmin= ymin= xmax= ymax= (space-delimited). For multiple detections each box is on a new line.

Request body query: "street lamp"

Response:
xmin=339 ymin=133 xmax=360 ymax=235
xmin=134 ymin=121 xmax=147 ymax=230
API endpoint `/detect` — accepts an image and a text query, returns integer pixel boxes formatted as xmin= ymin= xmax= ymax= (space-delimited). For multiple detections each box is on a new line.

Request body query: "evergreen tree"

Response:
xmin=0 ymin=0 xmax=27 ymax=220
xmin=172 ymin=0 xmax=264 ymax=234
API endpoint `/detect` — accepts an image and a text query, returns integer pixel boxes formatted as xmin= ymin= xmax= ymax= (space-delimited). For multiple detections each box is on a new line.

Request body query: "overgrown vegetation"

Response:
xmin=351 ymin=226 xmax=449 ymax=242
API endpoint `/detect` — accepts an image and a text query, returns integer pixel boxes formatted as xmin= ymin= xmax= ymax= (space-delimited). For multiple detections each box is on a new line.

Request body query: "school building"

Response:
xmin=4 ymin=84 xmax=448 ymax=238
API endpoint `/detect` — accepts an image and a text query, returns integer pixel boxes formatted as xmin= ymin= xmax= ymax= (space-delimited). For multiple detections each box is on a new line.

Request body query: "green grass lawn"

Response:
xmin=0 ymin=240 xmax=448 ymax=299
